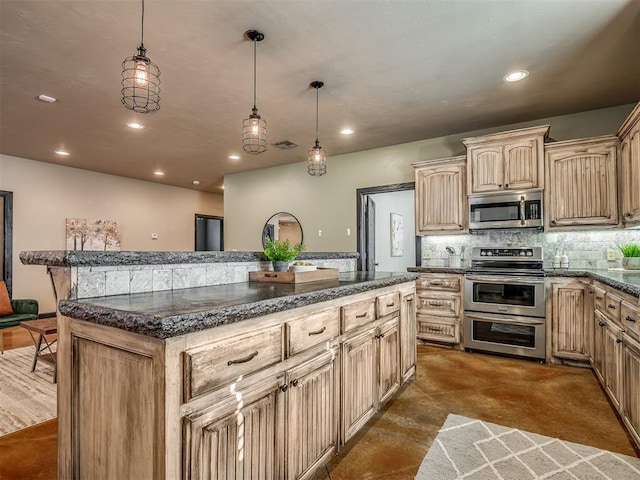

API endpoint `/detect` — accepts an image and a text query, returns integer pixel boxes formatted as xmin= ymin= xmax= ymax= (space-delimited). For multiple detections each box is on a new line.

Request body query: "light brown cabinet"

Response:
xmin=462 ymin=125 xmax=549 ymax=194
xmin=57 ymin=281 xmax=417 ymax=480
xmin=545 ymin=135 xmax=620 ymax=230
xmin=594 ymin=310 xmax=623 ymax=412
xmin=622 ymin=333 xmax=640 ymax=448
xmin=415 ymin=273 xmax=463 ymax=347
xmin=550 ymin=279 xmax=588 ymax=361
xmin=413 ymin=156 xmax=467 ymax=235
xmin=618 ymin=102 xmax=640 ymax=227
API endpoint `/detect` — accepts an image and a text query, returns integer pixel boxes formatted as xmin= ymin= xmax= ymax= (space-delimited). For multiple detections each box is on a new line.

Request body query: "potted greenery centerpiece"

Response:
xmin=619 ymin=243 xmax=640 ymax=270
xmin=263 ymin=237 xmax=306 ymax=272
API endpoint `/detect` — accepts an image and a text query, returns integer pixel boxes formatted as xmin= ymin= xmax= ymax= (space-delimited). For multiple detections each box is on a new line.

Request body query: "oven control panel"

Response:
xmin=474 ymin=247 xmax=542 ymax=260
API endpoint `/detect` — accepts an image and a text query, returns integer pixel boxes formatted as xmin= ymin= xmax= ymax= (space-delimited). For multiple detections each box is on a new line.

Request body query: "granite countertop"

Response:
xmin=57 ymin=271 xmax=418 ymax=339
xmin=20 ymin=250 xmax=359 ymax=267
xmin=408 ymin=266 xmax=640 ymax=298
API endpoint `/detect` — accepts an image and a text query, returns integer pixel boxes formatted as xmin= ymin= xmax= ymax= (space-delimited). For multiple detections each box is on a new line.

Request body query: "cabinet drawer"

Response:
xmin=621 ymin=301 xmax=640 ymax=340
xmin=377 ymin=292 xmax=400 ymax=317
xmin=286 ymin=308 xmax=340 ymax=356
xmin=604 ymin=292 xmax=621 ymax=322
xmin=593 ymin=286 xmax=606 ymax=312
xmin=416 ymin=294 xmax=460 ymax=317
xmin=416 ymin=314 xmax=459 ymax=344
xmin=184 ymin=325 xmax=282 ymax=401
xmin=417 ymin=275 xmax=461 ymax=292
xmin=341 ymin=298 xmax=376 ymax=333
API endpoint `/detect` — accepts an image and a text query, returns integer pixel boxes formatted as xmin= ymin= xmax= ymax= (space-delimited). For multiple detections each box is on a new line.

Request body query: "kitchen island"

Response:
xmin=20 ymin=250 xmax=417 ymax=480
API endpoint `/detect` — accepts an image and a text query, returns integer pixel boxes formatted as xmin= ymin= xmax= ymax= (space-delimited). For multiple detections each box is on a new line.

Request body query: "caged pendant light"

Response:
xmin=242 ymin=30 xmax=268 ymax=154
xmin=307 ymin=81 xmax=327 ymax=176
xmin=121 ymin=0 xmax=161 ymax=113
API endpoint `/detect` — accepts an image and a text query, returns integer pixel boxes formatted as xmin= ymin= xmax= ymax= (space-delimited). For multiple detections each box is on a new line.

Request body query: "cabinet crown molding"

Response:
xmin=412 ymin=155 xmax=466 ymax=169
xmin=617 ymin=102 xmax=640 ymax=139
xmin=461 ymin=124 xmax=550 ymax=147
xmin=544 ymin=134 xmax=620 ymax=151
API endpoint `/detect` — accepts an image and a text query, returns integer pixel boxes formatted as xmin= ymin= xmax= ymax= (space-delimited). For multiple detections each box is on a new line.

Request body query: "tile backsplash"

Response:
xmin=420 ymin=229 xmax=640 ymax=269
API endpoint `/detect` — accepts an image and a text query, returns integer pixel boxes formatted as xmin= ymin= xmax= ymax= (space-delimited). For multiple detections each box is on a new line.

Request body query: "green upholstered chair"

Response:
xmin=0 ymin=299 xmax=39 ymax=353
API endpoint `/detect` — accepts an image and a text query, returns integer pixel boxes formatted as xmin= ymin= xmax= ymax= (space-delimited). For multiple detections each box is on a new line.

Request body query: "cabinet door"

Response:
xmin=622 ymin=334 xmax=640 ymax=449
xmin=551 ymin=280 xmax=587 ymax=360
xmin=469 ymin=146 xmax=504 ymax=193
xmin=286 ymin=351 xmax=337 ymax=480
xmin=584 ymin=288 xmax=595 ymax=362
xmin=602 ymin=317 xmax=623 ymax=412
xmin=593 ymin=311 xmax=607 ymax=384
xmin=415 ymin=163 xmax=466 ymax=234
xmin=342 ymin=328 xmax=376 ymax=443
xmin=546 ymin=140 xmax=619 ymax=228
xmin=400 ymin=293 xmax=416 ymax=383
xmin=503 ymin=139 xmax=540 ymax=190
xmin=621 ymin=122 xmax=640 ymax=225
xmin=377 ymin=317 xmax=400 ymax=405
xmin=184 ymin=376 xmax=283 ymax=480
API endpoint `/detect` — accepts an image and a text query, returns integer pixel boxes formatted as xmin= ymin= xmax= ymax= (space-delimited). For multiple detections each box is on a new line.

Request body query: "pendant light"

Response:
xmin=242 ymin=30 xmax=268 ymax=155
xmin=307 ymin=81 xmax=327 ymax=176
xmin=121 ymin=0 xmax=161 ymax=113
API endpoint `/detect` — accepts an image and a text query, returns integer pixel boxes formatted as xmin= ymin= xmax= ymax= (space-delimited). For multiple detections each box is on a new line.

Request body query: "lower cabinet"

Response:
xmin=622 ymin=333 xmax=640 ymax=448
xmin=415 ymin=273 xmax=463 ymax=347
xmin=400 ymin=293 xmax=416 ymax=382
xmin=341 ymin=315 xmax=400 ymax=444
xmin=550 ymin=279 xmax=588 ymax=361
xmin=594 ymin=310 xmax=623 ymax=412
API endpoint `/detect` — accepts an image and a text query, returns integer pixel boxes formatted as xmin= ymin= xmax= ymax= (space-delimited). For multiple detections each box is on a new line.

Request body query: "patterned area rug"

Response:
xmin=416 ymin=414 xmax=640 ymax=480
xmin=0 ymin=346 xmax=57 ymax=436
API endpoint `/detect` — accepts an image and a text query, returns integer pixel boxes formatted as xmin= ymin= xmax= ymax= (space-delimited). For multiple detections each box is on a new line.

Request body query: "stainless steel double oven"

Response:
xmin=463 ymin=247 xmax=546 ymax=361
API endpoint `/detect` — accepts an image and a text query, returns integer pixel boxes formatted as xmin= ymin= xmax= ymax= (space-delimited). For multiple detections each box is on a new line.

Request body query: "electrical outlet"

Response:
xmin=422 ymin=250 xmax=431 ymax=259
xmin=606 ymin=248 xmax=616 ymax=261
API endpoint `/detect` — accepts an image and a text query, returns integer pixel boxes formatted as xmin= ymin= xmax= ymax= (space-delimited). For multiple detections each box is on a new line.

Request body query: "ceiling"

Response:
xmin=1 ymin=1 xmax=639 ymax=194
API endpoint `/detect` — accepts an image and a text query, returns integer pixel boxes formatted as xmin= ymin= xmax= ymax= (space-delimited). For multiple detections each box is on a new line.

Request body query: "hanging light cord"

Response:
xmin=315 ymin=86 xmax=320 ymax=145
xmin=252 ymin=39 xmax=258 ymax=111
xmin=140 ymin=0 xmax=145 ymax=47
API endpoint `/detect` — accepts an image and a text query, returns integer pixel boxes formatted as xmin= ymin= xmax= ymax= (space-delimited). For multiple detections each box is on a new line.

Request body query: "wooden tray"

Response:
xmin=249 ymin=268 xmax=339 ymax=284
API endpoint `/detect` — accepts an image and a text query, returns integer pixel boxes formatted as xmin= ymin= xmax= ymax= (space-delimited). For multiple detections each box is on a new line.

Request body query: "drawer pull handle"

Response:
xmin=625 ymin=316 xmax=637 ymax=323
xmin=607 ymin=304 xmax=616 ymax=310
xmin=616 ymin=338 xmax=622 ymax=344
xmin=356 ymin=312 xmax=368 ymax=318
xmin=598 ymin=322 xmax=605 ymax=327
xmin=308 ymin=326 xmax=326 ymax=336
xmin=386 ymin=302 xmax=395 ymax=307
xmin=430 ymin=281 xmax=443 ymax=286
xmin=280 ymin=384 xmax=288 ymax=392
xmin=596 ymin=296 xmax=603 ymax=300
xmin=291 ymin=379 xmax=299 ymax=387
xmin=227 ymin=351 xmax=258 ymax=366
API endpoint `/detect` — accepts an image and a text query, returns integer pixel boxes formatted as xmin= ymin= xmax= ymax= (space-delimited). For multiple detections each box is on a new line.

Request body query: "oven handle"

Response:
xmin=465 ymin=275 xmax=545 ymax=284
xmin=465 ymin=312 xmax=545 ymax=326
xmin=520 ymin=195 xmax=526 ymax=225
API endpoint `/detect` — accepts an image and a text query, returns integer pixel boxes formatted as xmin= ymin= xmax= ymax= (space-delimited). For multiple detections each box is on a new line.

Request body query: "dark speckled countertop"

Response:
xmin=57 ymin=271 xmax=418 ymax=339
xmin=408 ymin=266 xmax=640 ymax=298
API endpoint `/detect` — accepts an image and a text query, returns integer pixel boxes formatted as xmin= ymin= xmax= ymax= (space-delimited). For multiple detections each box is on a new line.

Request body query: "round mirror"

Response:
xmin=262 ymin=212 xmax=303 ymax=248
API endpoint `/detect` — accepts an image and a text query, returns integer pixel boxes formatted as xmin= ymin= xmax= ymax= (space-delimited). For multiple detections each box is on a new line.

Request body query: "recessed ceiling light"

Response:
xmin=340 ymin=128 xmax=355 ymax=135
xmin=127 ymin=122 xmax=144 ymax=129
xmin=504 ymin=70 xmax=529 ymax=82
xmin=38 ymin=94 xmax=56 ymax=103
xmin=153 ymin=170 xmax=165 ymax=176
xmin=55 ymin=150 xmax=70 ymax=156
xmin=228 ymin=154 xmax=241 ymax=160
xmin=192 ymin=180 xmax=200 ymax=185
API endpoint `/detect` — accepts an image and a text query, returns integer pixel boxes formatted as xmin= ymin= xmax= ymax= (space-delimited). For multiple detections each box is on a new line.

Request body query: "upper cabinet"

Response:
xmin=545 ymin=135 xmax=620 ymax=230
xmin=462 ymin=125 xmax=549 ymax=194
xmin=413 ymin=156 xmax=467 ymax=235
xmin=618 ymin=103 xmax=640 ymax=228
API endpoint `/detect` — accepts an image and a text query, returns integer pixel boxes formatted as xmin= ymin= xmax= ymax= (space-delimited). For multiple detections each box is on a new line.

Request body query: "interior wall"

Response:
xmin=369 ymin=190 xmax=416 ymax=272
xmin=224 ymin=103 xmax=636 ymax=251
xmin=0 ymin=196 xmax=4 ymax=281
xmin=0 ymin=154 xmax=223 ymax=312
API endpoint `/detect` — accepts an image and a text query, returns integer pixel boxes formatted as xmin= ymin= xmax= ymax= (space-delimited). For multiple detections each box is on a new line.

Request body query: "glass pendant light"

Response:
xmin=242 ymin=30 xmax=268 ymax=154
xmin=307 ymin=81 xmax=327 ymax=176
xmin=121 ymin=0 xmax=161 ymax=113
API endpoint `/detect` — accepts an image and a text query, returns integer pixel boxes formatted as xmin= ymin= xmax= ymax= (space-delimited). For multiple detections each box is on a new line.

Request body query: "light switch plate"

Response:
xmin=606 ymin=248 xmax=616 ymax=260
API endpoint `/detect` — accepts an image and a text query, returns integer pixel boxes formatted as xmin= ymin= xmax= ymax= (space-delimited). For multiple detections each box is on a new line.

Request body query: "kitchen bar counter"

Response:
xmin=408 ymin=266 xmax=640 ymax=297
xmin=57 ymin=271 xmax=419 ymax=338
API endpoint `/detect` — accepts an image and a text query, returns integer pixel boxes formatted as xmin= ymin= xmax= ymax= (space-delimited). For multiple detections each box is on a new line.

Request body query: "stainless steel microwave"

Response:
xmin=469 ymin=189 xmax=543 ymax=232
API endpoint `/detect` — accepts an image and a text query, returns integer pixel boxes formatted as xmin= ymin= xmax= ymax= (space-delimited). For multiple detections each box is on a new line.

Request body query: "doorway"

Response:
xmin=356 ymin=183 xmax=419 ymax=272
xmin=1 ymin=191 xmax=12 ymax=296
xmin=194 ymin=215 xmax=224 ymax=251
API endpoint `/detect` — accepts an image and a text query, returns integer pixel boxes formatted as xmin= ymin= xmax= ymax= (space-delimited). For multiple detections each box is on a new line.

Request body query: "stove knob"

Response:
xmin=527 ymin=251 xmax=533 ymax=256
xmin=519 ymin=250 xmax=526 ymax=256
xmin=486 ymin=251 xmax=493 ymax=256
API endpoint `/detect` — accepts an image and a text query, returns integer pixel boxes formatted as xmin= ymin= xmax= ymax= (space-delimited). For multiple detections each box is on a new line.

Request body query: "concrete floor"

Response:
xmin=0 ymin=343 xmax=636 ymax=480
